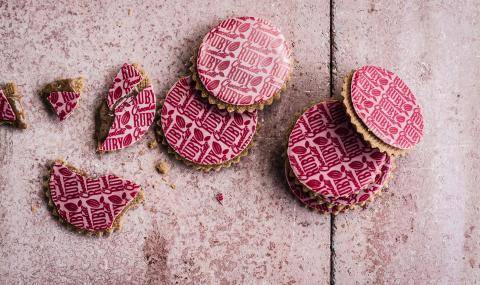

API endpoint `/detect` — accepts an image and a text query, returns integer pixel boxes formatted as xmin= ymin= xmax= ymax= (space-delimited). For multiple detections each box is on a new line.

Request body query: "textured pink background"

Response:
xmin=0 ymin=0 xmax=478 ymax=284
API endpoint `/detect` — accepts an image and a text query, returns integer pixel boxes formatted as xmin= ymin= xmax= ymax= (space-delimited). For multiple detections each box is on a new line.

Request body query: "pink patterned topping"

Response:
xmin=325 ymin=155 xmax=392 ymax=206
xmin=351 ymin=66 xmax=424 ymax=149
xmin=197 ymin=16 xmax=291 ymax=106
xmin=285 ymin=156 xmax=391 ymax=211
xmin=287 ymin=101 xmax=386 ymax=199
xmin=99 ymin=85 xmax=156 ymax=152
xmin=161 ymin=76 xmax=257 ymax=165
xmin=0 ymin=89 xmax=16 ymax=122
xmin=47 ymin=91 xmax=80 ymax=121
xmin=48 ymin=161 xmax=141 ymax=231
xmin=284 ymin=161 xmax=329 ymax=213
xmin=107 ymin=63 xmax=143 ymax=109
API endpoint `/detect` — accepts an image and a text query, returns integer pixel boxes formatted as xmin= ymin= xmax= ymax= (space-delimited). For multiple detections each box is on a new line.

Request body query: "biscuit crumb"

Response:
xmin=215 ymin=193 xmax=223 ymax=205
xmin=128 ymin=8 xmax=132 ymax=16
xmin=31 ymin=203 xmax=39 ymax=213
xmin=169 ymin=184 xmax=176 ymax=190
xmin=155 ymin=161 xmax=169 ymax=175
xmin=148 ymin=139 xmax=158 ymax=149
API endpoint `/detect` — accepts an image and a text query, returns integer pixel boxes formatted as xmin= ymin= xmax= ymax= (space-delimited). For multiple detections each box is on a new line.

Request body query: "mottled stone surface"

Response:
xmin=2 ymin=0 xmax=479 ymax=284
xmin=0 ymin=1 xmax=331 ymax=284
xmin=332 ymin=1 xmax=480 ymax=284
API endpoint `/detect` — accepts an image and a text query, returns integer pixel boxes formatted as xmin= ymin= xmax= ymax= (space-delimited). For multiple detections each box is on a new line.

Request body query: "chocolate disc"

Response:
xmin=161 ymin=76 xmax=257 ymax=166
xmin=287 ymin=100 xmax=386 ymax=199
xmin=350 ymin=66 xmax=424 ymax=149
xmin=196 ymin=16 xmax=291 ymax=106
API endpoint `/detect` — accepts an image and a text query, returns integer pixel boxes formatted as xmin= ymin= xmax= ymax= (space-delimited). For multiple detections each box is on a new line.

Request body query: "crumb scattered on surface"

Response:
xmin=215 ymin=193 xmax=224 ymax=205
xmin=148 ymin=139 xmax=158 ymax=149
xmin=156 ymin=161 xmax=170 ymax=175
xmin=169 ymin=184 xmax=176 ymax=190
xmin=31 ymin=203 xmax=39 ymax=213
xmin=128 ymin=8 xmax=132 ymax=16
xmin=139 ymin=149 xmax=145 ymax=155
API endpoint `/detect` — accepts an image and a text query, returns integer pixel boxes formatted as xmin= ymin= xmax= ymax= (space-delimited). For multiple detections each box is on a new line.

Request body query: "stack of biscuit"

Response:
xmin=285 ymin=66 xmax=424 ymax=214
xmin=156 ymin=16 xmax=292 ymax=171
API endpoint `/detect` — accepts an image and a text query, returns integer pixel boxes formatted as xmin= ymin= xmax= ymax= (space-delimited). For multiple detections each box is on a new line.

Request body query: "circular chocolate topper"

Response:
xmin=196 ymin=16 xmax=291 ymax=106
xmin=161 ymin=76 xmax=258 ymax=166
xmin=350 ymin=66 xmax=424 ymax=149
xmin=287 ymin=100 xmax=386 ymax=199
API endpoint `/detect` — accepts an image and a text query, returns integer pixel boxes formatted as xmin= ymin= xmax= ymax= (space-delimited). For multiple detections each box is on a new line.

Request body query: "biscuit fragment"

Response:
xmin=191 ymin=16 xmax=292 ymax=112
xmin=0 ymin=83 xmax=27 ymax=129
xmin=39 ymin=77 xmax=84 ymax=121
xmin=96 ymin=63 xmax=156 ymax=152
xmin=156 ymin=76 xmax=257 ymax=171
xmin=45 ymin=160 xmax=143 ymax=235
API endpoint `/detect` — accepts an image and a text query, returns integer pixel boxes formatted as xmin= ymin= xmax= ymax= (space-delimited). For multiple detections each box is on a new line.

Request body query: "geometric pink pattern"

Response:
xmin=161 ymin=76 xmax=257 ymax=165
xmin=351 ymin=66 xmax=424 ymax=149
xmin=47 ymin=91 xmax=80 ymax=121
xmin=287 ymin=101 xmax=386 ymax=199
xmin=0 ymin=89 xmax=16 ymax=122
xmin=197 ymin=16 xmax=291 ymax=106
xmin=48 ymin=161 xmax=142 ymax=232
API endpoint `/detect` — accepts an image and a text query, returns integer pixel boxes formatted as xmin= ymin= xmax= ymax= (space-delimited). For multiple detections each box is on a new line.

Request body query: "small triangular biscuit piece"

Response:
xmin=96 ymin=63 xmax=155 ymax=152
xmin=39 ymin=77 xmax=84 ymax=121
xmin=0 ymin=83 xmax=27 ymax=129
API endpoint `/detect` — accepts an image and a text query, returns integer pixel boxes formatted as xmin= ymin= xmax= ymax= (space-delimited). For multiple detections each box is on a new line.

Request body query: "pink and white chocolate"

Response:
xmin=107 ymin=63 xmax=143 ymax=109
xmin=351 ymin=66 xmax=424 ymax=149
xmin=323 ymin=155 xmax=392 ymax=206
xmin=48 ymin=161 xmax=142 ymax=232
xmin=196 ymin=16 xmax=291 ymax=106
xmin=287 ymin=101 xmax=386 ymax=199
xmin=0 ymin=89 xmax=16 ymax=122
xmin=285 ymin=160 xmax=330 ymax=213
xmin=47 ymin=91 xmax=80 ymax=121
xmin=285 ymin=155 xmax=392 ymax=211
xmin=161 ymin=76 xmax=258 ymax=165
xmin=99 ymin=63 xmax=156 ymax=152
